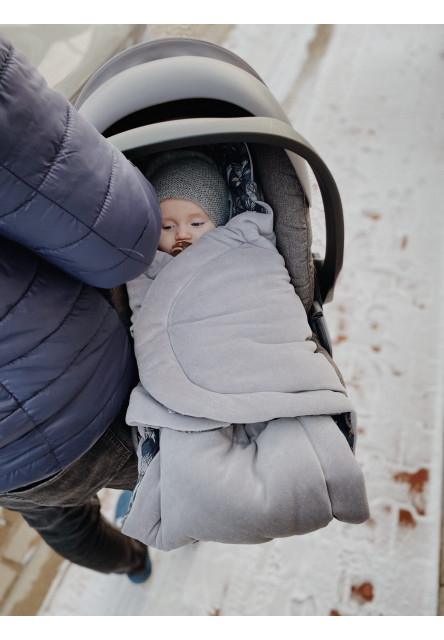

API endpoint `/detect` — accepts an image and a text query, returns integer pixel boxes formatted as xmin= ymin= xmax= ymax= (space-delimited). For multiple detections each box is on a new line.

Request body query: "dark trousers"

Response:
xmin=0 ymin=407 xmax=147 ymax=575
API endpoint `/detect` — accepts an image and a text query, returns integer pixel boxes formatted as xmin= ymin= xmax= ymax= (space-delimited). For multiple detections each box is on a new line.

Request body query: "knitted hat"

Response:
xmin=146 ymin=150 xmax=232 ymax=227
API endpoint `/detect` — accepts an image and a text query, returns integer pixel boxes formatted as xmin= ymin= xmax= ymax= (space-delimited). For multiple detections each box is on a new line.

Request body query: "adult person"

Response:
xmin=0 ymin=32 xmax=161 ymax=580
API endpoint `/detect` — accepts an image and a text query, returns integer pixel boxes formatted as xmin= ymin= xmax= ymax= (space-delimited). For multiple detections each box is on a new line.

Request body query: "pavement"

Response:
xmin=1 ymin=23 xmax=444 ymax=616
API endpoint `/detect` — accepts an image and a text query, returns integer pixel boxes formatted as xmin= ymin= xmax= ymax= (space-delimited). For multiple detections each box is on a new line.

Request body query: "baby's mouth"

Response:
xmin=171 ymin=241 xmax=192 ymax=257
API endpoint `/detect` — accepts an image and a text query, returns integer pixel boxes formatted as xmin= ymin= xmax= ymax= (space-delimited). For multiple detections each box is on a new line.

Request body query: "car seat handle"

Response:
xmin=108 ymin=116 xmax=343 ymax=303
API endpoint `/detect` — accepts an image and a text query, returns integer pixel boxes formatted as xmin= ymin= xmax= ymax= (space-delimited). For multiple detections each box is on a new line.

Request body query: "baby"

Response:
xmin=146 ymin=150 xmax=232 ymax=257
xmin=122 ymin=147 xmax=369 ymax=551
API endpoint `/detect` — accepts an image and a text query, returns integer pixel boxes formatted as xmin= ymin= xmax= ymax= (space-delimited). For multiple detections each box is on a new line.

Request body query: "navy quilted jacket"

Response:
xmin=0 ymin=34 xmax=161 ymax=492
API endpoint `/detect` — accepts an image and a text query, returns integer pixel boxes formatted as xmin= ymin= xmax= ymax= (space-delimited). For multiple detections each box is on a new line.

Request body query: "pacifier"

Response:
xmin=171 ymin=241 xmax=192 ymax=257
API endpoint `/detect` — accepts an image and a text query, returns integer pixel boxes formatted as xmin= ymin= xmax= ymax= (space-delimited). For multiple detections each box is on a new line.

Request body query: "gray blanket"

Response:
xmin=123 ymin=211 xmax=369 ymax=551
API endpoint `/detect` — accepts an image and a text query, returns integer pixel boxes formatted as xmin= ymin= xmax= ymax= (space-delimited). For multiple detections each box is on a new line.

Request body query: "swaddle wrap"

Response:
xmin=123 ymin=211 xmax=369 ymax=551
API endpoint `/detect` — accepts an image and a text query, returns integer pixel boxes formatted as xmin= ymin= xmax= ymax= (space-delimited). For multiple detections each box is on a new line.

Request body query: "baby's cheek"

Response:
xmin=158 ymin=233 xmax=171 ymax=253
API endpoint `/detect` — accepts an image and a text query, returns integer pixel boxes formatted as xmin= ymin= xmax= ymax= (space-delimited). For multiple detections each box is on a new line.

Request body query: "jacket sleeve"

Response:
xmin=0 ymin=32 xmax=161 ymax=287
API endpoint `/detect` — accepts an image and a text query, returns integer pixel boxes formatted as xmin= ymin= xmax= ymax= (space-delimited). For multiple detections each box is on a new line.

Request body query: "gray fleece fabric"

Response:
xmin=123 ymin=211 xmax=369 ymax=551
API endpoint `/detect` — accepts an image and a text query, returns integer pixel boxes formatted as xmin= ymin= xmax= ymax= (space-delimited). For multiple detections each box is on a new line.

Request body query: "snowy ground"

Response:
xmin=38 ymin=24 xmax=444 ymax=616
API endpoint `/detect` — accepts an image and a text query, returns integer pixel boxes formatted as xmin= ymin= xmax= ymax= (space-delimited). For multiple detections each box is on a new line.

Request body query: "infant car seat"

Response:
xmin=76 ymin=37 xmax=344 ymax=357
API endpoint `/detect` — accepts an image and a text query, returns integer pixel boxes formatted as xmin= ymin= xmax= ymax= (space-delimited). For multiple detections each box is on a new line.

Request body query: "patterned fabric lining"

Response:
xmin=198 ymin=142 xmax=273 ymax=217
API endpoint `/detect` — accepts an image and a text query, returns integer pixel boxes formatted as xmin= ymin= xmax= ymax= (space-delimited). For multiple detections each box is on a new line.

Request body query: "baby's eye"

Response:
xmin=191 ymin=221 xmax=205 ymax=227
xmin=162 ymin=224 xmax=175 ymax=230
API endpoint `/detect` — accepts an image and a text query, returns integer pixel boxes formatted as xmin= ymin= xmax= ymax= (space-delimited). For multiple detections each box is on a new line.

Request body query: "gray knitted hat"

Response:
xmin=146 ymin=150 xmax=232 ymax=227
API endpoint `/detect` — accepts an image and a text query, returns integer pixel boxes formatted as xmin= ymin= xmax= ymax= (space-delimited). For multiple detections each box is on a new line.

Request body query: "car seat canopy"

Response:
xmin=76 ymin=37 xmax=344 ymax=307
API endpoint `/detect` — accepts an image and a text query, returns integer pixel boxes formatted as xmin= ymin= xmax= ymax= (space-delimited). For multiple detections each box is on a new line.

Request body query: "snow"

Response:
xmin=38 ymin=24 xmax=444 ymax=616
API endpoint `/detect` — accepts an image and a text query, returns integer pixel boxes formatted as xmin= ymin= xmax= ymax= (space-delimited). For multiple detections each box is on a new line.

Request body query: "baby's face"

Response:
xmin=158 ymin=198 xmax=216 ymax=256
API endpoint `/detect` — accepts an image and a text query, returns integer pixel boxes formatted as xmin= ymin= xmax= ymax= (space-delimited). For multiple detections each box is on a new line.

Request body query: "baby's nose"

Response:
xmin=176 ymin=226 xmax=191 ymax=240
